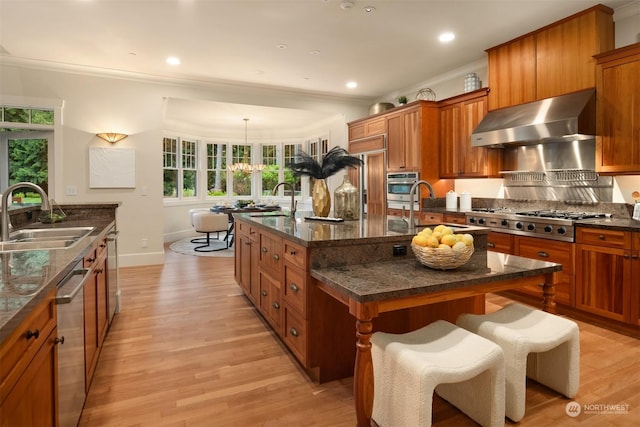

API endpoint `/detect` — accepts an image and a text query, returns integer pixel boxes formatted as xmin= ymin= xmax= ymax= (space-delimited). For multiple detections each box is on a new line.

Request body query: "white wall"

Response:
xmin=0 ymin=63 xmax=369 ymax=267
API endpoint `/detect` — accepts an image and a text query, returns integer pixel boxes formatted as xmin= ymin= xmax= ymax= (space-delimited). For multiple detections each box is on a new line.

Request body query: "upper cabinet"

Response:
xmin=438 ymin=89 xmax=502 ymax=178
xmin=487 ymin=4 xmax=614 ymax=110
xmin=387 ymin=106 xmax=424 ymax=172
xmin=487 ymin=35 xmax=537 ymax=110
xmin=348 ymin=116 xmax=386 ymax=141
xmin=594 ymin=43 xmax=640 ymax=175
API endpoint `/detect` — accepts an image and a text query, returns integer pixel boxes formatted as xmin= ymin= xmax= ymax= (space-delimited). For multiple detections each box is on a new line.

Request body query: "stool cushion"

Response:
xmin=457 ymin=303 xmax=580 ymax=422
xmin=193 ymin=212 xmax=228 ymax=233
xmin=372 ymin=320 xmax=505 ymax=427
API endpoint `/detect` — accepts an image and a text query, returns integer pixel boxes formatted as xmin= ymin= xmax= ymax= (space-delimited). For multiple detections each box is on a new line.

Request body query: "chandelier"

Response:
xmin=227 ymin=118 xmax=265 ymax=173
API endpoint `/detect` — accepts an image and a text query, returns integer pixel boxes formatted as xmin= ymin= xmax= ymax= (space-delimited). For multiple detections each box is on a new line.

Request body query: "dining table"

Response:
xmin=210 ymin=204 xmax=282 ymax=246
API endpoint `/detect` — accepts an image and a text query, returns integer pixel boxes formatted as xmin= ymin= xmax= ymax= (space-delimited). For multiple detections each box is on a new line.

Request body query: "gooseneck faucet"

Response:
xmin=1 ymin=182 xmax=51 ymax=241
xmin=408 ymin=180 xmax=435 ymax=232
xmin=272 ymin=182 xmax=297 ymax=218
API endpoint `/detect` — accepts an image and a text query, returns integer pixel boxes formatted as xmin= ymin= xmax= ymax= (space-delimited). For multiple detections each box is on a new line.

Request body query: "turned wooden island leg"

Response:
xmin=350 ymin=302 xmax=378 ymax=427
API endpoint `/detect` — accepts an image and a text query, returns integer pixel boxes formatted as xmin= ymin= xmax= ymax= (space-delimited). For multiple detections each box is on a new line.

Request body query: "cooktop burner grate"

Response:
xmin=515 ymin=210 xmax=607 ymax=220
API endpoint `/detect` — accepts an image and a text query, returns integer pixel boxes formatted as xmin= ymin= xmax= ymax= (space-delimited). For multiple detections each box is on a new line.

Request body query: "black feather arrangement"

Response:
xmin=288 ymin=147 xmax=363 ymax=179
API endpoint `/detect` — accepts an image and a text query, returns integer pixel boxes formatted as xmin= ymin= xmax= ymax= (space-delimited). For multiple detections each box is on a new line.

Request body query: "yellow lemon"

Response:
xmin=437 ymin=243 xmax=453 ymax=253
xmin=452 ymin=241 xmax=468 ymax=252
xmin=419 ymin=227 xmax=432 ymax=236
xmin=441 ymin=226 xmax=454 ymax=236
xmin=440 ymin=234 xmax=458 ymax=247
xmin=412 ymin=234 xmax=429 ymax=247
xmin=425 ymin=235 xmax=440 ymax=248
xmin=454 ymin=233 xmax=464 ymax=241
xmin=461 ymin=233 xmax=474 ymax=246
xmin=431 ymin=231 xmax=443 ymax=242
xmin=433 ymin=224 xmax=447 ymax=233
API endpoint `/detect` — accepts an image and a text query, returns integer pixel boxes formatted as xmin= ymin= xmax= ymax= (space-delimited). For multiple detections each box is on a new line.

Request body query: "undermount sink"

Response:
xmin=0 ymin=227 xmax=95 ymax=252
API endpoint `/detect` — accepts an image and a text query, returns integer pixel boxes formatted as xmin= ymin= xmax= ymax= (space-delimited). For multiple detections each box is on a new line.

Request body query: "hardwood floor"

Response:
xmin=79 ymin=247 xmax=639 ymax=426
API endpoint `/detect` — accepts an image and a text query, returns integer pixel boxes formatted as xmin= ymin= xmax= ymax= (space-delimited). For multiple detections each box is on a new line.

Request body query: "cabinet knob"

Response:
xmin=54 ymin=336 xmax=65 ymax=345
xmin=290 ymin=283 xmax=299 ymax=292
xmin=272 ymin=302 xmax=280 ymax=309
xmin=537 ymin=251 xmax=549 ymax=258
xmin=487 ymin=242 xmax=495 ymax=248
xmin=290 ymin=327 xmax=299 ymax=337
xmin=273 ymin=254 xmax=279 ymax=261
xmin=244 ymin=241 xmax=251 ymax=245
xmin=261 ymin=290 xmax=268 ymax=296
xmin=262 ymin=247 xmax=268 ymax=253
xmin=290 ymin=250 xmax=297 ymax=255
xmin=86 ymin=258 xmax=95 ymax=263
xmin=598 ymin=235 xmax=605 ymax=240
xmin=26 ymin=329 xmax=40 ymax=340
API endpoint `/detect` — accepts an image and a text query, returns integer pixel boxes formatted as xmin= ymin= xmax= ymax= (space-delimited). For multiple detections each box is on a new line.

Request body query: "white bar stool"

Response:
xmin=457 ymin=302 xmax=580 ymax=422
xmin=371 ymin=320 xmax=505 ymax=427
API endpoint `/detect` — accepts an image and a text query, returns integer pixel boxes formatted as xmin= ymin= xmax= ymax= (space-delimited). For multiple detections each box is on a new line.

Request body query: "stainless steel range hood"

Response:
xmin=471 ymin=89 xmax=596 ymax=147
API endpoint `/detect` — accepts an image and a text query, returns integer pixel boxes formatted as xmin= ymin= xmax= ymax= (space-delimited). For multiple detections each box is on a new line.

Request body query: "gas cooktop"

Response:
xmin=515 ymin=210 xmax=608 ymax=220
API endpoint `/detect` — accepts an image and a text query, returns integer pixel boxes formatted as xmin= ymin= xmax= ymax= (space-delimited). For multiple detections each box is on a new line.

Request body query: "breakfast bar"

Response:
xmin=311 ymin=253 xmax=561 ymax=427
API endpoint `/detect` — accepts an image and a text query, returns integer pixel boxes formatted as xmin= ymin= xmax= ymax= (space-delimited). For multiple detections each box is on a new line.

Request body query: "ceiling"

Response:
xmin=1 ymin=0 xmax=636 ymax=133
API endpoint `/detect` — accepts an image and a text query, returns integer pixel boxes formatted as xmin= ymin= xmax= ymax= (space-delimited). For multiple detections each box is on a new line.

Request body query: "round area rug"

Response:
xmin=169 ymin=236 xmax=234 ymax=257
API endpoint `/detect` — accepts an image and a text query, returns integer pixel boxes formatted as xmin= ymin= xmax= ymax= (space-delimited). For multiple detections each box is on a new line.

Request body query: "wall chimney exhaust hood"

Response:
xmin=471 ymin=89 xmax=596 ymax=148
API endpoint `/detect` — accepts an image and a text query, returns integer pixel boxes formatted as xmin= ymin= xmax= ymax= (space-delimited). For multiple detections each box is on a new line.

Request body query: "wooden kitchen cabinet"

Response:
xmin=443 ymin=213 xmax=466 ymax=225
xmin=513 ymin=236 xmax=575 ymax=306
xmin=535 ymin=5 xmax=614 ymax=100
xmin=234 ymin=220 xmax=260 ymax=303
xmin=387 ymin=107 xmax=422 ymax=172
xmin=594 ymin=43 xmax=640 ymax=174
xmin=84 ymin=237 xmax=109 ymax=392
xmin=348 ymin=116 xmax=386 ymax=141
xmin=0 ymin=288 xmax=58 ymax=427
xmin=575 ymin=227 xmax=636 ymax=325
xmin=486 ymin=4 xmax=614 ymax=110
xmin=439 ymin=90 xmax=501 ymax=178
xmin=487 ymin=35 xmax=536 ymax=110
xmin=487 ymin=231 xmax=513 ymax=254
xmin=258 ymin=230 xmax=284 ymax=330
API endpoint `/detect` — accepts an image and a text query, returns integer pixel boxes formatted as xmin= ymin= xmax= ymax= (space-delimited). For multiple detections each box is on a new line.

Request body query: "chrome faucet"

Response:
xmin=272 ymin=182 xmax=297 ymax=218
xmin=408 ymin=180 xmax=435 ymax=232
xmin=1 ymin=182 xmax=51 ymax=241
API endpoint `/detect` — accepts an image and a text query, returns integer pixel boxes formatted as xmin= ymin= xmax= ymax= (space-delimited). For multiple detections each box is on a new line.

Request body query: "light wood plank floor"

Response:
xmin=79 ymin=247 xmax=639 ymax=426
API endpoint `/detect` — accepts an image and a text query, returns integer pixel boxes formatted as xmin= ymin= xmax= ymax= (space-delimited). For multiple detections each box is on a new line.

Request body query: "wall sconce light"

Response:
xmin=96 ymin=132 xmax=128 ymax=143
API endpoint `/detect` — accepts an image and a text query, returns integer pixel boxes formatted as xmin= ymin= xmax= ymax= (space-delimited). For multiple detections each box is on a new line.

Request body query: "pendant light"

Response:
xmin=227 ymin=118 xmax=265 ymax=173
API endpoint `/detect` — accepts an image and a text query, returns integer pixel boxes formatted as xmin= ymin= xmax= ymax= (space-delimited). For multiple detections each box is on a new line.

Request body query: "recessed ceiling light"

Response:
xmin=310 ymin=50 xmax=321 ymax=55
xmin=166 ymin=56 xmax=180 ymax=65
xmin=439 ymin=32 xmax=455 ymax=43
xmin=346 ymin=81 xmax=358 ymax=89
xmin=363 ymin=6 xmax=376 ymax=13
xmin=276 ymin=44 xmax=288 ymax=50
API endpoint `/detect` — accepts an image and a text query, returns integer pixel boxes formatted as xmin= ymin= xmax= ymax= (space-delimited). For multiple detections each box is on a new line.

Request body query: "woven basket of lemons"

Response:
xmin=411 ymin=224 xmax=474 ymax=270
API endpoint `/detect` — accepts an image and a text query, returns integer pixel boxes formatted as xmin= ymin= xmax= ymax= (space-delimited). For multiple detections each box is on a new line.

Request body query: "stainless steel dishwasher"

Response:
xmin=106 ymin=225 xmax=120 ymax=322
xmin=56 ymin=262 xmax=92 ymax=427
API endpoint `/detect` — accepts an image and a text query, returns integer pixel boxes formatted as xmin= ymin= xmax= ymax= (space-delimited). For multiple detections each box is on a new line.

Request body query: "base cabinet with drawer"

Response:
xmin=84 ymin=236 xmax=109 ymax=392
xmin=576 ymin=227 xmax=638 ymax=326
xmin=0 ymin=288 xmax=58 ymax=427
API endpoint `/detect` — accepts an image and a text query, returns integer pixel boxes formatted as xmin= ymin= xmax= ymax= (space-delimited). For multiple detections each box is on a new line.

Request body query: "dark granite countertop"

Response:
xmin=311 ymin=251 xmax=562 ymax=303
xmin=234 ymin=212 xmax=488 ymax=248
xmin=0 ymin=218 xmax=115 ymax=345
xmin=574 ymin=217 xmax=640 ymax=232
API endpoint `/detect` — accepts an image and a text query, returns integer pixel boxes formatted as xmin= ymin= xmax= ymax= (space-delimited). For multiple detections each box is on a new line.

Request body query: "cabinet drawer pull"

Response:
xmin=290 ymin=283 xmax=299 ymax=292
xmin=261 ymin=290 xmax=268 ymax=296
xmin=487 ymin=242 xmax=496 ymax=248
xmin=273 ymin=254 xmax=279 ymax=261
xmin=261 ymin=247 xmax=268 ymax=253
xmin=100 ymin=243 xmax=107 ymax=248
xmin=272 ymin=302 xmax=280 ymax=309
xmin=54 ymin=336 xmax=65 ymax=345
xmin=86 ymin=257 xmax=95 ymax=263
xmin=624 ymin=254 xmax=630 ymax=259
xmin=290 ymin=327 xmax=299 ymax=337
xmin=598 ymin=235 xmax=605 ymax=240
xmin=537 ymin=251 xmax=549 ymax=258
xmin=244 ymin=241 xmax=251 ymax=245
xmin=26 ymin=329 xmax=40 ymax=340
xmin=289 ymin=250 xmax=297 ymax=255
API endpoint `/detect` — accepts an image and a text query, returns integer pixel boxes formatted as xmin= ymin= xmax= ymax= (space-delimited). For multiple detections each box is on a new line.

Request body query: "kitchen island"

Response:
xmin=233 ymin=212 xmax=562 ymax=425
